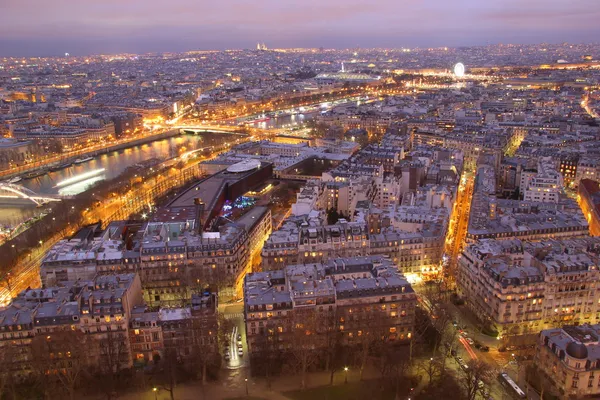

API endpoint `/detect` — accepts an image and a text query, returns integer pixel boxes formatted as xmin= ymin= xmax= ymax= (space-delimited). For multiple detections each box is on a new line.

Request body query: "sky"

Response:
xmin=1 ymin=0 xmax=600 ymax=56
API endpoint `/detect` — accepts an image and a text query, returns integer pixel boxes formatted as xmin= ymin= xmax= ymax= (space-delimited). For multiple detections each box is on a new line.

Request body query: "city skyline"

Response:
xmin=2 ymin=0 xmax=600 ymax=56
xmin=1 ymin=3 xmax=600 ymax=398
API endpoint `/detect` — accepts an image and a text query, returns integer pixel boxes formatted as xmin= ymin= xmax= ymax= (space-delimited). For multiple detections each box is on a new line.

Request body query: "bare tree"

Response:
xmin=439 ymin=322 xmax=459 ymax=373
xmin=418 ymin=373 xmax=467 ymax=400
xmin=250 ymin=318 xmax=286 ymax=389
xmin=91 ymin=331 xmax=131 ymax=400
xmin=157 ymin=347 xmax=178 ymax=400
xmin=459 ymin=359 xmax=491 ymax=400
xmin=189 ymin=315 xmax=219 ymax=384
xmin=321 ymin=308 xmax=345 ymax=385
xmin=30 ymin=330 xmax=94 ymax=400
xmin=525 ymin=363 xmax=558 ymax=400
xmin=0 ymin=343 xmax=20 ymax=400
xmin=418 ymin=356 xmax=444 ymax=387
xmin=288 ymin=309 xmax=321 ymax=390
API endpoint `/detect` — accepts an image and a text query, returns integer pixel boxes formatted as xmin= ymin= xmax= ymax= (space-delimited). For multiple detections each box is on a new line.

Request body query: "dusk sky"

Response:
xmin=1 ymin=0 xmax=600 ymax=56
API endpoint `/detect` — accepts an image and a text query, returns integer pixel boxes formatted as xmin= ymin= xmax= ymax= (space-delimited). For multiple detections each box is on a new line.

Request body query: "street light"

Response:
xmin=344 ymin=366 xmax=349 ymax=384
xmin=153 ymin=387 xmax=158 ymax=400
xmin=245 ymin=378 xmax=248 ymax=396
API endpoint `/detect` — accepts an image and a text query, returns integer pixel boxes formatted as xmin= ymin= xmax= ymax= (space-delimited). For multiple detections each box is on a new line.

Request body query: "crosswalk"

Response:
xmin=223 ymin=312 xmax=244 ymax=320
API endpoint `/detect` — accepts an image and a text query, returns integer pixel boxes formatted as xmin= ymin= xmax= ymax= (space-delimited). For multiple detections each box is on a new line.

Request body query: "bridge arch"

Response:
xmin=0 ymin=183 xmax=60 ymax=206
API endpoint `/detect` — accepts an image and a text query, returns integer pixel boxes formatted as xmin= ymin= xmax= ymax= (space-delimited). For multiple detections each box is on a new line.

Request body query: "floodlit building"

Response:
xmin=457 ymin=238 xmax=600 ymax=336
xmin=244 ymin=256 xmax=416 ymax=359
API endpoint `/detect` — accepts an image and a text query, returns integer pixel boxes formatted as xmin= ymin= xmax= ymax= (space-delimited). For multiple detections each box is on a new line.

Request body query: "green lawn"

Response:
xmin=284 ymin=381 xmax=396 ymax=400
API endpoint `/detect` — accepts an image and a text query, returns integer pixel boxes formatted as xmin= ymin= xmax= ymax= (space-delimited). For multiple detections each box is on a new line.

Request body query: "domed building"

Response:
xmin=537 ymin=324 xmax=600 ymax=398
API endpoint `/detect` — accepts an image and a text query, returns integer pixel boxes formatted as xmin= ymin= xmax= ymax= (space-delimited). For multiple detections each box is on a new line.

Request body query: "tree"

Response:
xmin=250 ymin=318 xmax=286 ymax=388
xmin=526 ymin=364 xmax=553 ymax=400
xmin=416 ymin=373 xmax=466 ymax=400
xmin=321 ymin=309 xmax=345 ymax=385
xmin=418 ymin=357 xmax=444 ymax=387
xmin=351 ymin=307 xmax=391 ymax=381
xmin=459 ymin=360 xmax=491 ymax=400
xmin=0 ymin=343 xmax=20 ymax=400
xmin=30 ymin=330 xmax=95 ymax=400
xmin=157 ymin=347 xmax=178 ymax=400
xmin=327 ymin=208 xmax=340 ymax=225
xmin=189 ymin=315 xmax=219 ymax=385
xmin=91 ymin=331 xmax=131 ymax=400
xmin=288 ymin=309 xmax=320 ymax=390
xmin=306 ymin=119 xmax=329 ymax=139
xmin=371 ymin=342 xmax=412 ymax=398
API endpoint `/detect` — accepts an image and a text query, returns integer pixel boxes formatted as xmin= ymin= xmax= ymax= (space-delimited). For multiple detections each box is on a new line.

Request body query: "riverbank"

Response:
xmin=0 ymin=136 xmax=241 ymax=303
xmin=0 ymin=129 xmax=181 ymax=180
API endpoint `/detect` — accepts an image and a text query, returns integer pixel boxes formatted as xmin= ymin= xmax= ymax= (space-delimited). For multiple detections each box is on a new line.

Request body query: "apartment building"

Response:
xmin=262 ymin=199 xmax=449 ymax=279
xmin=457 ymin=238 xmax=600 ymax=336
xmin=244 ymin=256 xmax=416 ymax=359
xmin=537 ymin=324 xmax=600 ymax=398
xmin=522 ymin=157 xmax=564 ymax=204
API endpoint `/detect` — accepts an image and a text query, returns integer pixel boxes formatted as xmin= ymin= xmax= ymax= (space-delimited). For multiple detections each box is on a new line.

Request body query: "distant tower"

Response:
xmin=257 ymin=43 xmax=261 ymax=51
xmin=341 ymin=62 xmax=345 ymax=73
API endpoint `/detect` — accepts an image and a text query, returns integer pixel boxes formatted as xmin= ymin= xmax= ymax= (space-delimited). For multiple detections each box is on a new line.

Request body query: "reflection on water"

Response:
xmin=1 ymin=132 xmax=204 ymax=226
xmin=248 ymin=112 xmax=316 ymax=130
xmin=55 ymin=168 xmax=106 ymax=188
xmin=58 ymin=175 xmax=107 ymax=196
xmin=21 ymin=133 xmax=203 ymax=196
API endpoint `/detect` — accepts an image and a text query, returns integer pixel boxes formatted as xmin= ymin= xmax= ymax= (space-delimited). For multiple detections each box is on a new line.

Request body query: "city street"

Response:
xmin=221 ymin=303 xmax=249 ymax=371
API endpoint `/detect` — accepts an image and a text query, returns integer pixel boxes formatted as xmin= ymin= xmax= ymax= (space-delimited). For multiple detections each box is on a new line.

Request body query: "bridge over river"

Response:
xmin=0 ymin=183 xmax=64 ymax=206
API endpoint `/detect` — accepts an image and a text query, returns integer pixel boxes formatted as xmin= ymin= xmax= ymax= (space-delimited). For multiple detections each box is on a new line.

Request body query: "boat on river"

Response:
xmin=74 ymin=156 xmax=94 ymax=164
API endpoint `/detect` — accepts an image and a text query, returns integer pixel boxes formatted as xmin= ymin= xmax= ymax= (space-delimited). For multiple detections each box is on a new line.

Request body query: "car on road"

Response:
xmin=466 ymin=338 xmax=475 ymax=345
xmin=237 ymin=333 xmax=242 ymax=341
xmin=459 ymin=331 xmax=468 ymax=337
xmin=455 ymin=356 xmax=464 ymax=364
xmin=480 ymin=346 xmax=490 ymax=352
xmin=224 ymin=353 xmax=231 ymax=361
xmin=237 ymin=348 xmax=243 ymax=357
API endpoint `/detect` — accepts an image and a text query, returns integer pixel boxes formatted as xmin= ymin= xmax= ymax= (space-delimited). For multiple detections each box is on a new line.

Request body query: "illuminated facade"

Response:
xmin=537 ymin=324 xmax=600 ymax=398
xmin=457 ymin=238 xmax=600 ymax=336
xmin=244 ymin=256 xmax=416 ymax=358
